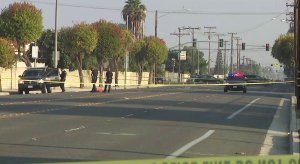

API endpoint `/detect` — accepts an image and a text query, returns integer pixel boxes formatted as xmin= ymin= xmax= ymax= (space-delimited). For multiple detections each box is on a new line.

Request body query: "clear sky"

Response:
xmin=1 ymin=0 xmax=291 ymax=67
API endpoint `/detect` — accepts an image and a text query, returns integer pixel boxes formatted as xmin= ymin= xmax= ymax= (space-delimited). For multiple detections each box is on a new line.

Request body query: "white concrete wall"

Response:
xmin=0 ymin=63 xmax=151 ymax=90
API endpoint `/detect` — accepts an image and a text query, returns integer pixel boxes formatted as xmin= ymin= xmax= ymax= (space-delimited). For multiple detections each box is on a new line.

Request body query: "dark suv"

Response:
xmin=18 ymin=67 xmax=61 ymax=94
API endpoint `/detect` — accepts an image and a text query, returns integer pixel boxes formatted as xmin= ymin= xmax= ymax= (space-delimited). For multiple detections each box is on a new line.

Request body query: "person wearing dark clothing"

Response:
xmin=60 ymin=69 xmax=67 ymax=92
xmin=91 ymin=68 xmax=98 ymax=92
xmin=103 ymin=68 xmax=113 ymax=93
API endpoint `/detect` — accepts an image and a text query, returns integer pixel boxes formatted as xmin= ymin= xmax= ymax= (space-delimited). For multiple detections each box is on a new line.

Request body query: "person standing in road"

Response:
xmin=103 ymin=68 xmax=113 ymax=93
xmin=60 ymin=69 xmax=67 ymax=93
xmin=91 ymin=68 xmax=98 ymax=92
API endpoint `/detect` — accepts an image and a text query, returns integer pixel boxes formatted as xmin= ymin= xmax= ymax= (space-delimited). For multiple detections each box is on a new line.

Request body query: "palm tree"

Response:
xmin=122 ymin=0 xmax=146 ymax=40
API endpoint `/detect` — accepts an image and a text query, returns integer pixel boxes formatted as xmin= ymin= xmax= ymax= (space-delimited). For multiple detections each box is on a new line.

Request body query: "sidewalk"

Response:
xmin=290 ymin=96 xmax=300 ymax=155
xmin=0 ymin=85 xmax=153 ymax=96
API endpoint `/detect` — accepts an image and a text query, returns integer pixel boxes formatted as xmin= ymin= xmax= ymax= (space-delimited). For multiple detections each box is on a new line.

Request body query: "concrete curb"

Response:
xmin=290 ymin=96 xmax=300 ymax=155
xmin=0 ymin=85 xmax=160 ymax=96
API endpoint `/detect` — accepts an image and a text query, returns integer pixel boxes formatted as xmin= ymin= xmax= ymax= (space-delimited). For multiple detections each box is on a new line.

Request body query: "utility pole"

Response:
xmin=228 ymin=32 xmax=237 ymax=72
xmin=155 ymin=10 xmax=158 ymax=37
xmin=182 ymin=27 xmax=201 ymax=74
xmin=223 ymin=40 xmax=228 ymax=77
xmin=170 ymin=28 xmax=190 ymax=82
xmin=153 ymin=10 xmax=158 ymax=84
xmin=234 ymin=37 xmax=242 ymax=70
xmin=54 ymin=0 xmax=58 ymax=68
xmin=294 ymin=0 xmax=300 ymax=109
xmin=124 ymin=15 xmax=129 ymax=89
xmin=204 ymin=26 xmax=216 ymax=74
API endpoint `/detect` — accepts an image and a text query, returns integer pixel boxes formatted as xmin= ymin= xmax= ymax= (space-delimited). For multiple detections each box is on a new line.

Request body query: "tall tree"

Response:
xmin=36 ymin=29 xmax=55 ymax=67
xmin=0 ymin=38 xmax=15 ymax=68
xmin=92 ymin=21 xmax=133 ymax=86
xmin=143 ymin=36 xmax=168 ymax=84
xmin=122 ymin=0 xmax=146 ymax=40
xmin=213 ymin=50 xmax=223 ymax=75
xmin=115 ymin=29 xmax=133 ymax=85
xmin=60 ymin=23 xmax=98 ymax=88
xmin=0 ymin=2 xmax=42 ymax=67
xmin=37 ymin=29 xmax=76 ymax=70
xmin=131 ymin=40 xmax=147 ymax=84
xmin=0 ymin=38 xmax=15 ymax=91
xmin=271 ymin=33 xmax=294 ymax=76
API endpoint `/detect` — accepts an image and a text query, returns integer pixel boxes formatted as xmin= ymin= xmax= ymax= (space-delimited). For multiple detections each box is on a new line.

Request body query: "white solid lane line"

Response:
xmin=166 ymin=130 xmax=215 ymax=159
xmin=96 ymin=132 xmax=137 ymax=136
xmin=227 ymin=98 xmax=261 ymax=120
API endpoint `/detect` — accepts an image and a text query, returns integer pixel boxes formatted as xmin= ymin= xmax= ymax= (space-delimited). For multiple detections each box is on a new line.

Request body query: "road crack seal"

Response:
xmin=64 ymin=125 xmax=86 ymax=133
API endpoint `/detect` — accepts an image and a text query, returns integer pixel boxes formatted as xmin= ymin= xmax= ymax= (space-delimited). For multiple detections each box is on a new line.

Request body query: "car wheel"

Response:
xmin=243 ymin=89 xmax=247 ymax=93
xmin=46 ymin=86 xmax=52 ymax=93
xmin=18 ymin=89 xmax=23 ymax=94
xmin=25 ymin=90 xmax=29 ymax=94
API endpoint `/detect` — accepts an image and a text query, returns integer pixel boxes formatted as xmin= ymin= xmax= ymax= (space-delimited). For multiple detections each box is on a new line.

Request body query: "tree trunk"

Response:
xmin=18 ymin=44 xmax=32 ymax=67
xmin=138 ymin=63 xmax=143 ymax=85
xmin=148 ymin=65 xmax=153 ymax=85
xmin=114 ymin=58 xmax=119 ymax=86
xmin=76 ymin=55 xmax=84 ymax=88
xmin=98 ymin=63 xmax=104 ymax=87
xmin=0 ymin=68 xmax=2 ymax=92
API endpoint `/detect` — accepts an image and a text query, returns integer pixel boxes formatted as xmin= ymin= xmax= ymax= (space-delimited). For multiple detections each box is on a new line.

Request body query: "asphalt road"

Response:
xmin=0 ymin=83 xmax=293 ymax=163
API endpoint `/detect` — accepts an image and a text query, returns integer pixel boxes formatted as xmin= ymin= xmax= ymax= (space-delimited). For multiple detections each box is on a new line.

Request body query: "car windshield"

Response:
xmin=23 ymin=69 xmax=45 ymax=77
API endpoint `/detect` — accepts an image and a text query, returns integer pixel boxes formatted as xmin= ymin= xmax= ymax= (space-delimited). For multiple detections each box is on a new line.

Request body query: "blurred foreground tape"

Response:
xmin=57 ymin=155 xmax=299 ymax=164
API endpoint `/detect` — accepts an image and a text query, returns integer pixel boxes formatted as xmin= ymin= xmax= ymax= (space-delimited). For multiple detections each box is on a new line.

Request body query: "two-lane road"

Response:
xmin=0 ymin=84 xmax=293 ymax=163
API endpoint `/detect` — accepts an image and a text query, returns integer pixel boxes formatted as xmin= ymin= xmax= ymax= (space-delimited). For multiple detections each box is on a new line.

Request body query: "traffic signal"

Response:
xmin=219 ymin=39 xmax=224 ymax=47
xmin=266 ymin=43 xmax=270 ymax=51
xmin=242 ymin=43 xmax=245 ymax=50
xmin=193 ymin=38 xmax=197 ymax=47
xmin=171 ymin=58 xmax=175 ymax=67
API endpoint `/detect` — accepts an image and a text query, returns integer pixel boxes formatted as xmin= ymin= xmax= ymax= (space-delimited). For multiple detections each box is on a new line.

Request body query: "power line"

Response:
xmin=26 ymin=0 xmax=285 ymax=16
xmin=237 ymin=13 xmax=285 ymax=33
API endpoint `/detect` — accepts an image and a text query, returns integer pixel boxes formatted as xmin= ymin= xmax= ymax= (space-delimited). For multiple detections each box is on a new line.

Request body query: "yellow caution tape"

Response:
xmin=4 ymin=76 xmax=296 ymax=87
xmin=54 ymin=155 xmax=299 ymax=164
